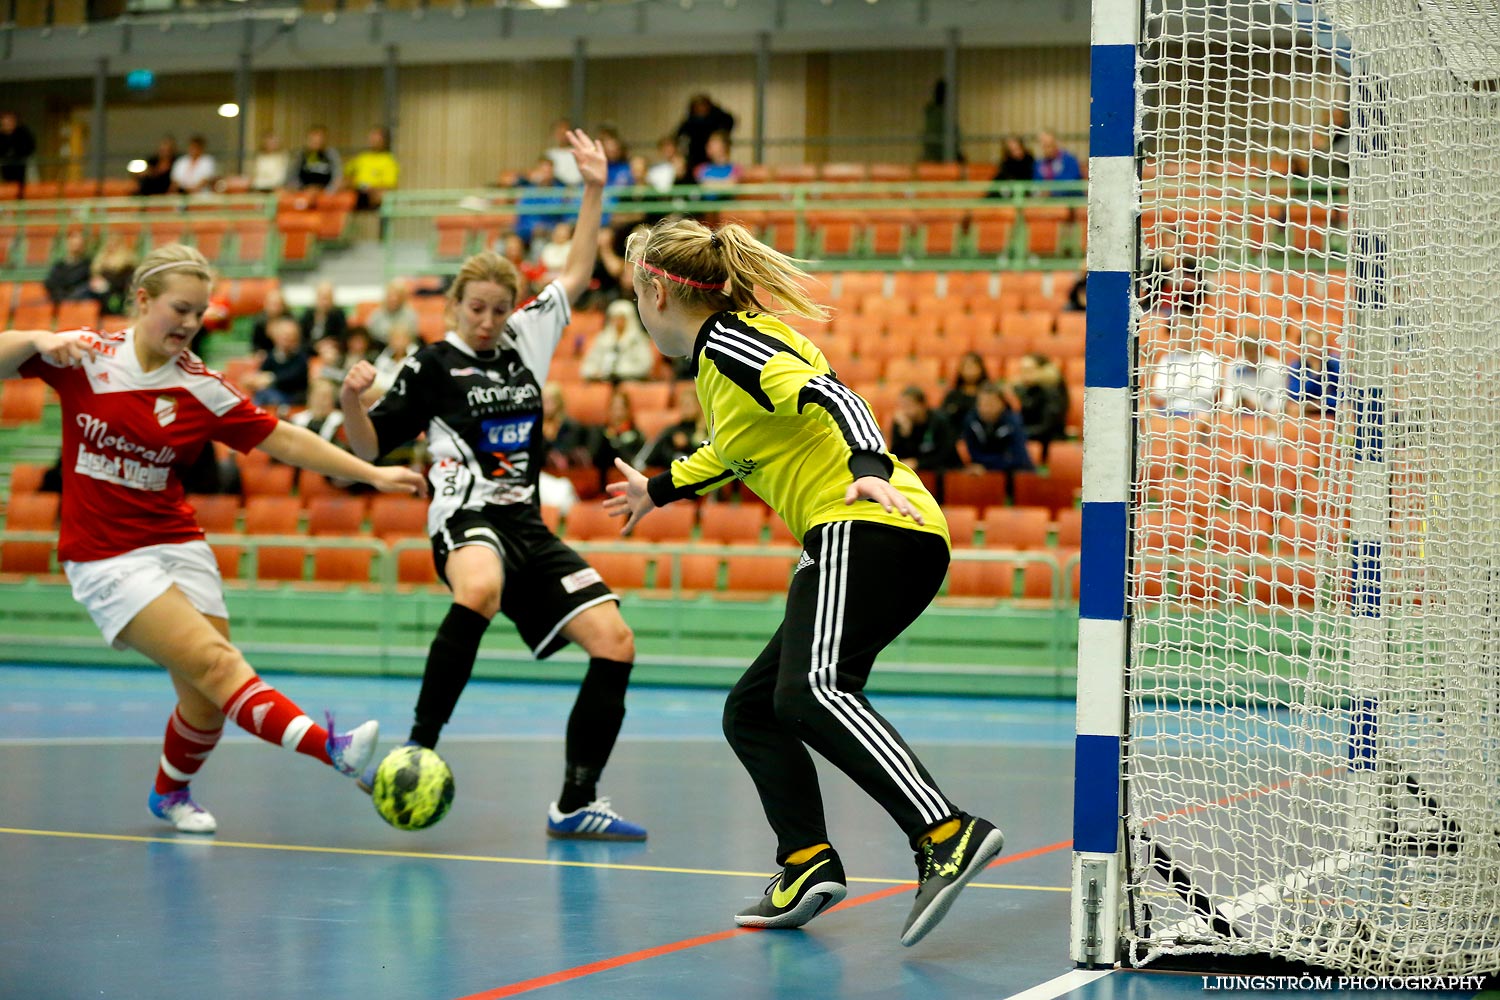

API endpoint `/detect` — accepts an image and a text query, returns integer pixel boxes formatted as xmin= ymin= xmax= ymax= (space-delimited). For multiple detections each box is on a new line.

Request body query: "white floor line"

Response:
xmin=1002 ymin=968 xmax=1114 ymax=1000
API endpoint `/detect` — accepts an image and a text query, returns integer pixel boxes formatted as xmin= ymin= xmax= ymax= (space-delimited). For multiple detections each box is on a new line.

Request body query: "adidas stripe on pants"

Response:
xmin=722 ymin=519 xmax=957 ymax=862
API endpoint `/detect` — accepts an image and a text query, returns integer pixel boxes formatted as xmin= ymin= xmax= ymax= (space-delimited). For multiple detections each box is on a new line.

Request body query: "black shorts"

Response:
xmin=432 ymin=505 xmax=618 ymax=660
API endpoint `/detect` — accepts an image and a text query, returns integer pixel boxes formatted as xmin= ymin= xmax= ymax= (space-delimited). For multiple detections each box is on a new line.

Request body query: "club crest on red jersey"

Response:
xmin=154 ymin=395 xmax=178 ymax=427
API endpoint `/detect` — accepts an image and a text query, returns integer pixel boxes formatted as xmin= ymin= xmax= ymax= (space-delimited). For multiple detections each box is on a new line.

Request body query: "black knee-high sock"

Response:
xmin=409 ymin=604 xmax=491 ymax=749
xmin=558 ymin=657 xmax=633 ymax=812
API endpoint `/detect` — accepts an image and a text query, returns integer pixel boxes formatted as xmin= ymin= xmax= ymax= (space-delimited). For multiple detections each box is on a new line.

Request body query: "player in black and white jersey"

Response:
xmin=339 ymin=130 xmax=646 ymax=841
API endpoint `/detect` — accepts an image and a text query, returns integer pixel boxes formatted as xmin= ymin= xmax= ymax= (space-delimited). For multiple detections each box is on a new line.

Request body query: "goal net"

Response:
xmin=1122 ymin=0 xmax=1500 ymax=976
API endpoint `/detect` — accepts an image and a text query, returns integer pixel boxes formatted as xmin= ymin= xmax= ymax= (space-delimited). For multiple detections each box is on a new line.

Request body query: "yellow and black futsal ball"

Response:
xmin=371 ymin=746 xmax=455 ymax=831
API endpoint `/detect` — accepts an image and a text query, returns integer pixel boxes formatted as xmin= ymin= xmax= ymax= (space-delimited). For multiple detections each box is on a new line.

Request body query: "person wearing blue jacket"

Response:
xmin=961 ymin=381 xmax=1035 ymax=473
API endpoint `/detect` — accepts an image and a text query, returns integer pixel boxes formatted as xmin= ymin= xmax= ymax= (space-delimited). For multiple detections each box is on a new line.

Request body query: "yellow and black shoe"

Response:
xmin=735 ymin=847 xmax=848 ymax=929
xmin=900 ymin=813 xmax=1005 ymax=946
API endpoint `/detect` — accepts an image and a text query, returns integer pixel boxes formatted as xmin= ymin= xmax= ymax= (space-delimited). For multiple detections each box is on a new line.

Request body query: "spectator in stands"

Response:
xmin=515 ymin=157 xmax=567 ymax=247
xmin=287 ymin=125 xmax=342 ymax=192
xmin=960 ymin=381 xmax=1034 ymax=475
xmin=249 ymin=315 xmax=310 ymax=409
xmin=693 ymin=132 xmax=741 ymax=189
xmin=137 ymin=135 xmax=178 ymax=197
xmin=365 ymin=278 xmax=418 ymax=347
xmin=170 ymin=135 xmax=218 ymax=195
xmin=290 ymin=378 xmax=345 ymax=444
xmin=1222 ymin=336 xmax=1288 ymax=413
xmin=251 ymin=287 xmax=294 ymax=357
xmin=1032 ymin=131 xmax=1082 ymax=194
xmin=646 ymin=135 xmax=685 ymax=193
xmin=992 ymin=135 xmax=1034 ymax=186
xmin=544 ymin=118 xmax=583 ymax=187
xmin=890 ymin=386 xmax=960 ymax=472
xmin=1293 ymin=105 xmax=1351 ymax=181
xmin=1138 ymin=252 xmax=1204 ymax=317
xmin=676 ymin=93 xmax=735 ymax=179
xmin=250 ymin=132 xmax=287 ymax=192
xmin=369 ymin=322 xmax=416 ymax=395
xmin=597 ymin=127 xmax=634 ymax=188
xmin=345 ymin=125 xmax=399 ymax=210
xmin=0 ymin=110 xmax=37 ymax=188
xmin=941 ymin=351 xmax=991 ymax=423
xmin=582 ymin=298 xmax=654 ymax=383
xmin=1287 ymin=328 xmax=1341 ymax=417
xmin=542 ymin=381 xmax=594 ymax=472
xmin=538 ymin=221 xmax=573 ymax=284
xmin=594 ymin=390 xmax=645 ymax=474
xmin=311 ymin=334 xmax=345 ymax=383
xmin=44 ymin=232 xmax=94 ymax=305
xmin=636 ymin=392 xmax=706 ymax=469
xmin=1065 ymin=269 xmax=1087 ymax=312
xmin=300 ymin=281 xmax=348 ymax=347
xmin=90 ymin=233 xmax=138 ymax=316
xmin=1149 ymin=345 xmax=1221 ymax=416
xmin=920 ymin=79 xmax=962 ymax=163
xmin=1013 ymin=354 xmax=1070 ymax=461
xmin=499 ymin=231 xmax=545 ymax=299
xmin=344 ymin=327 xmax=377 ymax=369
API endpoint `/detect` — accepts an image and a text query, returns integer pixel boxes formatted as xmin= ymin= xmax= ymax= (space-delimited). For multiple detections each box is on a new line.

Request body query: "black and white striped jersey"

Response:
xmin=366 ymin=281 xmax=570 ymax=534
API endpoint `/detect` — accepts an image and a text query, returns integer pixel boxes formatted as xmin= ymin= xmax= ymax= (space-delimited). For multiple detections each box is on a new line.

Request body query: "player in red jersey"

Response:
xmin=0 ymin=243 xmax=427 ymax=834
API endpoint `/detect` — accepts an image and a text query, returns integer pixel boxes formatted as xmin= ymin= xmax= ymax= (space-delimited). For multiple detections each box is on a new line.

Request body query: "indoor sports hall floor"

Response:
xmin=2 ymin=664 xmax=1487 ymax=1000
xmin=1 ymin=663 xmax=1073 ymax=1000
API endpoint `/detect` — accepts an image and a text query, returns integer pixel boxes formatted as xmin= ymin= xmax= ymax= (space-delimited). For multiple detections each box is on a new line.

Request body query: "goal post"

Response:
xmin=1073 ymin=0 xmax=1500 ymax=977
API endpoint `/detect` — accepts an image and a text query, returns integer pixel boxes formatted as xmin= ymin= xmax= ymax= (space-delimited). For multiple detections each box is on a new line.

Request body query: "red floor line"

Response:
xmin=454 ymin=837 xmax=1074 ymax=1000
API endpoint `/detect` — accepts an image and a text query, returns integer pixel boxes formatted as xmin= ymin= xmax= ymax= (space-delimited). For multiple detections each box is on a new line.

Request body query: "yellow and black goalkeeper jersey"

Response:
xmin=645 ymin=311 xmax=949 ymax=547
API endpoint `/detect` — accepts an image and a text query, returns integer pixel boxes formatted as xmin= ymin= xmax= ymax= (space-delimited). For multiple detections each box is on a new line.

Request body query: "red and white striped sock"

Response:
xmin=221 ymin=676 xmax=331 ymax=765
xmin=154 ymin=707 xmax=224 ymax=794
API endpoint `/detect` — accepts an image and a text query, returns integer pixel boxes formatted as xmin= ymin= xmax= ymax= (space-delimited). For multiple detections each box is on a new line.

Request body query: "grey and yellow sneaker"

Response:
xmin=735 ymin=847 xmax=848 ymax=929
xmin=900 ymin=814 xmax=1004 ymax=946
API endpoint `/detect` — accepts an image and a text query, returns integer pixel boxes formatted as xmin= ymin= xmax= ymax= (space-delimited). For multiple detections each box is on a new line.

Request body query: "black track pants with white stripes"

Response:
xmin=723 ymin=519 xmax=958 ymax=862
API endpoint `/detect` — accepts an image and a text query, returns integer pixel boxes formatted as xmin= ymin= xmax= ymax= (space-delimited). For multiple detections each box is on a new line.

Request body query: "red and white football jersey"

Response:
xmin=20 ymin=327 xmax=278 ymax=563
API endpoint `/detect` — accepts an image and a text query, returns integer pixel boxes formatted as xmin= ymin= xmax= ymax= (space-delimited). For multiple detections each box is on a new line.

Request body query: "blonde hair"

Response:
xmin=625 ymin=217 xmax=828 ymax=321
xmin=130 ymin=243 xmax=214 ymax=315
xmin=448 ymin=251 xmax=522 ymax=312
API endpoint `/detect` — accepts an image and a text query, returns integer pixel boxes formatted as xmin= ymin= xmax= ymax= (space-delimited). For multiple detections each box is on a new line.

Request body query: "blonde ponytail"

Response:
xmin=625 ymin=217 xmax=829 ymax=321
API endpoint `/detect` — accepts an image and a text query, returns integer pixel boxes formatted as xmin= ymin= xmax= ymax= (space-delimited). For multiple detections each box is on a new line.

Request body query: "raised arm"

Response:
xmin=0 ymin=329 xmax=98 ymax=380
xmin=557 ymin=129 xmax=607 ymax=304
xmin=257 ymin=421 xmax=425 ymax=496
xmin=338 ymin=360 xmax=383 ymax=461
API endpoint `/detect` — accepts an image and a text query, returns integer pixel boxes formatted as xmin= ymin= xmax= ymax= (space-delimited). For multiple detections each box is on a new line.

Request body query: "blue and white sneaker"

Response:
xmin=546 ymin=797 xmax=647 ymax=842
xmin=148 ymin=787 xmax=217 ymax=834
xmin=355 ymin=739 xmax=422 ymax=796
xmin=325 ymin=712 xmax=379 ymax=779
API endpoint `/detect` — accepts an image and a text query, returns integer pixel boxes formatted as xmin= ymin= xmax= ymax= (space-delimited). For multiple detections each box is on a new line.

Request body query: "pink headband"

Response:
xmin=635 ymin=259 xmax=726 ymax=291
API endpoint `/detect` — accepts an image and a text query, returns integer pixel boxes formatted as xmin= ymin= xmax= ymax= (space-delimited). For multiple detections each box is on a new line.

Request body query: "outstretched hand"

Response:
xmin=603 ymin=457 xmax=655 ymax=535
xmin=844 ymin=476 xmax=924 ymax=525
xmin=568 ymin=129 xmax=609 ymax=189
xmin=35 ymin=330 xmax=100 ymax=368
xmin=370 ymin=465 xmax=428 ymax=498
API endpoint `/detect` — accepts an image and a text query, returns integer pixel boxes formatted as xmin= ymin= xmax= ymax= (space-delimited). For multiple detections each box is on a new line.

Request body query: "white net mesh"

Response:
xmin=1124 ymin=0 xmax=1500 ymax=975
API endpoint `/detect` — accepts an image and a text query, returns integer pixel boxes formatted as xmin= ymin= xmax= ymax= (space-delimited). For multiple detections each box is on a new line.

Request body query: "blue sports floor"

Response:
xmin=0 ymin=665 xmax=1485 ymax=1000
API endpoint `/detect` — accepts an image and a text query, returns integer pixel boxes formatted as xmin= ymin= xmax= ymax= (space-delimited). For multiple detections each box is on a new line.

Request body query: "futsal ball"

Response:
xmin=371 ymin=746 xmax=455 ymax=831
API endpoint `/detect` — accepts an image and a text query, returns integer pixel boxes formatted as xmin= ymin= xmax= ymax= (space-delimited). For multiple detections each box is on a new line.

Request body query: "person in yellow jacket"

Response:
xmin=344 ymin=125 xmax=399 ymax=209
xmin=605 ymin=217 xmax=1004 ymax=947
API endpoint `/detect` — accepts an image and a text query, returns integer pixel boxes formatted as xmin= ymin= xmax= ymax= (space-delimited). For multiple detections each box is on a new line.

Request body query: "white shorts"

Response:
xmin=64 ymin=540 xmax=228 ymax=651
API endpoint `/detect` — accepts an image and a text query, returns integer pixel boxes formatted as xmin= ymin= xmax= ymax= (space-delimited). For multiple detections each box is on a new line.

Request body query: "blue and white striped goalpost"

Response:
xmin=1069 ymin=0 xmax=1137 ymax=968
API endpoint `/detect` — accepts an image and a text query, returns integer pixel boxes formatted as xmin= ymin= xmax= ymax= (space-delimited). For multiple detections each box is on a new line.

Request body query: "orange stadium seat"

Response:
xmin=724 ymin=554 xmax=795 ymax=595
xmin=8 ymin=463 xmax=45 ymax=495
xmin=942 ymin=505 xmax=979 ymax=547
xmin=769 ymin=516 xmax=799 ymax=546
xmin=256 ymin=545 xmax=307 ymax=582
xmin=55 ymin=299 xmax=100 ymax=330
xmin=941 ymin=471 xmax=1008 ymax=512
xmin=698 ymin=503 xmax=767 ymax=544
xmin=982 ymin=506 xmax=1051 ymax=549
xmin=946 ymin=560 xmax=1011 ymax=598
xmin=1055 ymin=508 xmax=1083 ymax=549
xmin=6 ymin=492 xmax=59 ymax=529
xmin=397 ymin=548 xmax=439 ymax=585
xmin=241 ymin=463 xmax=296 ymax=498
xmin=588 ymin=550 xmax=651 ymax=592
xmin=243 ymin=496 xmax=301 ymax=534
xmin=312 ymin=547 xmax=374 ymax=584
xmin=208 ymin=544 xmax=245 ymax=580
xmin=188 ymin=494 xmax=240 ymax=533
xmin=632 ymin=503 xmax=696 ymax=542
xmin=0 ymin=539 xmax=53 ymax=575
xmin=564 ymin=504 xmax=617 ymax=542
xmin=670 ymin=553 xmax=721 ymax=594
xmin=307 ymin=497 xmax=368 ymax=536
xmin=619 ymin=382 xmax=672 ymax=412
xmin=369 ymin=496 xmax=428 ymax=542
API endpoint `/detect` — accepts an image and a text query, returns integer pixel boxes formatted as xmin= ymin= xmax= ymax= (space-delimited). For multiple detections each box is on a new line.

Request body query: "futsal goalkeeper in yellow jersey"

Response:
xmin=606 ymin=217 xmax=1004 ymax=946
